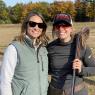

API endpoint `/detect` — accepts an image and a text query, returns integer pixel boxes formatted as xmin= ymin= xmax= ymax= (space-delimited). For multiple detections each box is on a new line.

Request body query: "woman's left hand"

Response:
xmin=72 ymin=59 xmax=82 ymax=73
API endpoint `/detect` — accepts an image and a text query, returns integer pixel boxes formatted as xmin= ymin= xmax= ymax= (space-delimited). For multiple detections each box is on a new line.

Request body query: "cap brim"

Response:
xmin=53 ymin=20 xmax=72 ymax=26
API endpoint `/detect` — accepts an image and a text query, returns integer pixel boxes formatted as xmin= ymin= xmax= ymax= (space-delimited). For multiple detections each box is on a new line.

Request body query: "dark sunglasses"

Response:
xmin=28 ymin=21 xmax=46 ymax=29
xmin=55 ymin=24 xmax=71 ymax=29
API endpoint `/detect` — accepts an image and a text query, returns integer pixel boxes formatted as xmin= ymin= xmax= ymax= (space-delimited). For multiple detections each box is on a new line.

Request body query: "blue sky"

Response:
xmin=4 ymin=0 xmax=53 ymax=6
xmin=3 ymin=0 xmax=75 ymax=7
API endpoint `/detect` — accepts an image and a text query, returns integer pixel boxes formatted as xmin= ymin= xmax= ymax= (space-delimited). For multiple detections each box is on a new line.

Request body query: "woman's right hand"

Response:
xmin=72 ymin=59 xmax=82 ymax=73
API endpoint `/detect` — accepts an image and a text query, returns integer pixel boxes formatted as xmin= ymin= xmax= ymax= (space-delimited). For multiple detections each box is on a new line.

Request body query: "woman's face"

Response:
xmin=27 ymin=15 xmax=44 ymax=39
xmin=54 ymin=24 xmax=73 ymax=42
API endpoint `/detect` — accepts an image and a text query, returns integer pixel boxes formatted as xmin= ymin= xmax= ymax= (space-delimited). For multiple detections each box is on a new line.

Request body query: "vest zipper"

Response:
xmin=37 ymin=44 xmax=44 ymax=71
xmin=36 ymin=44 xmax=43 ymax=95
xmin=37 ymin=44 xmax=41 ymax=63
xmin=33 ymin=49 xmax=42 ymax=95
xmin=38 ymin=66 xmax=42 ymax=95
xmin=40 ymin=56 xmax=44 ymax=71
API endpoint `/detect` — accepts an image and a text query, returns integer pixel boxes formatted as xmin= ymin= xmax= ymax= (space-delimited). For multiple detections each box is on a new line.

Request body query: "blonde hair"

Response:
xmin=78 ymin=27 xmax=90 ymax=48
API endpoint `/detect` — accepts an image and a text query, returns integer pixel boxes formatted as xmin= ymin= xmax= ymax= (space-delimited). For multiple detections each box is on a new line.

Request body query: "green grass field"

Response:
xmin=0 ymin=22 xmax=95 ymax=94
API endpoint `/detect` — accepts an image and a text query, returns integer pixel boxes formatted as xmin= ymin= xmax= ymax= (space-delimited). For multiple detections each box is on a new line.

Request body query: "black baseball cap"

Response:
xmin=53 ymin=13 xmax=73 ymax=26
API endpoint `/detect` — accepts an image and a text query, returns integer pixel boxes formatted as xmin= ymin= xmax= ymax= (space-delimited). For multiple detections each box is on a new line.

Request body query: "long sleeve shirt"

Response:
xmin=47 ymin=38 xmax=95 ymax=89
xmin=0 ymin=45 xmax=17 ymax=95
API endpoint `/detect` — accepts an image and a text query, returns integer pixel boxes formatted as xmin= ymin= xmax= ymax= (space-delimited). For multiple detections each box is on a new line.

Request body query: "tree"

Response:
xmin=0 ymin=0 xmax=11 ymax=23
xmin=75 ymin=0 xmax=88 ymax=21
xmin=21 ymin=2 xmax=50 ymax=22
xmin=49 ymin=1 xmax=76 ymax=21
xmin=9 ymin=3 xmax=23 ymax=23
xmin=85 ymin=0 xmax=95 ymax=21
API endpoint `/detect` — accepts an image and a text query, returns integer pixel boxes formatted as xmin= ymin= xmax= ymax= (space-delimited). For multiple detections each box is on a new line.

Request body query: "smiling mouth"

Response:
xmin=32 ymin=30 xmax=40 ymax=33
xmin=59 ymin=32 xmax=66 ymax=34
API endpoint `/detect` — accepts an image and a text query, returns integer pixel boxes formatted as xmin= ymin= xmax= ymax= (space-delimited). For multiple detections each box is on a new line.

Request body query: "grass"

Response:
xmin=0 ymin=24 xmax=20 ymax=52
xmin=0 ymin=22 xmax=95 ymax=94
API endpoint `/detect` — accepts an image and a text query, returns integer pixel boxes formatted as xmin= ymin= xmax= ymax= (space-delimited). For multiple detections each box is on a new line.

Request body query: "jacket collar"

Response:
xmin=57 ymin=38 xmax=74 ymax=46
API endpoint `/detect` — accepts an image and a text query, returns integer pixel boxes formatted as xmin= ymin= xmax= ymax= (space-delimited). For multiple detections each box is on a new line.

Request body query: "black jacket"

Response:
xmin=47 ymin=38 xmax=95 ymax=89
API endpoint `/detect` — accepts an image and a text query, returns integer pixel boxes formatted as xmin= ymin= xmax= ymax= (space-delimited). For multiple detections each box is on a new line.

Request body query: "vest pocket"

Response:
xmin=40 ymin=51 xmax=48 ymax=71
xmin=11 ymin=79 xmax=29 ymax=95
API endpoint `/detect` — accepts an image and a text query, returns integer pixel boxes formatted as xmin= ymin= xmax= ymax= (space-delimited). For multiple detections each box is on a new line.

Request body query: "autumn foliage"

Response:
xmin=0 ymin=0 xmax=95 ymax=24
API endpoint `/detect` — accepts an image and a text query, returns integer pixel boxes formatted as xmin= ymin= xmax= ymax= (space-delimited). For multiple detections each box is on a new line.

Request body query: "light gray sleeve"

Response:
xmin=0 ymin=45 xmax=17 ymax=95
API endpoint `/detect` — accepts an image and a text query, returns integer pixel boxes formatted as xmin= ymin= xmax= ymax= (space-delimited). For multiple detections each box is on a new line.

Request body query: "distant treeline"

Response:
xmin=0 ymin=0 xmax=95 ymax=24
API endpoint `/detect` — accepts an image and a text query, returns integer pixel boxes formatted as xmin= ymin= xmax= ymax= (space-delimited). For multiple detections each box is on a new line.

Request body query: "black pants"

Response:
xmin=47 ymin=84 xmax=88 ymax=95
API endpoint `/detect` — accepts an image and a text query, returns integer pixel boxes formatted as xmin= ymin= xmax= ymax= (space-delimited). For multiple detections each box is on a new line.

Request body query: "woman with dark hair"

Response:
xmin=0 ymin=12 xmax=49 ymax=95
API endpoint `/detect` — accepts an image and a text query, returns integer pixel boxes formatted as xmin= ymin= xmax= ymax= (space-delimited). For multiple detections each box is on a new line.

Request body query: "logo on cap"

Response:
xmin=53 ymin=13 xmax=72 ymax=26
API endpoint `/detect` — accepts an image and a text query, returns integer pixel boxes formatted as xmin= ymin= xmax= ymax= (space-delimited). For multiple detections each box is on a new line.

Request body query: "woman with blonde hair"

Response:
xmin=0 ymin=11 xmax=49 ymax=95
xmin=47 ymin=13 xmax=95 ymax=95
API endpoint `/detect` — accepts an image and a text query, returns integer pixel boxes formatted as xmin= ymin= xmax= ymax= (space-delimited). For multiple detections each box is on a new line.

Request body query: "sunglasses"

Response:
xmin=28 ymin=21 xmax=46 ymax=29
xmin=55 ymin=24 xmax=71 ymax=29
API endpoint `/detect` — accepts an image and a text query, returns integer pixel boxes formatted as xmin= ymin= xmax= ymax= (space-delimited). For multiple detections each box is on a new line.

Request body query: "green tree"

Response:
xmin=75 ymin=0 xmax=88 ymax=21
xmin=85 ymin=0 xmax=95 ymax=21
xmin=9 ymin=3 xmax=23 ymax=23
xmin=75 ymin=0 xmax=95 ymax=21
xmin=0 ymin=0 xmax=11 ymax=24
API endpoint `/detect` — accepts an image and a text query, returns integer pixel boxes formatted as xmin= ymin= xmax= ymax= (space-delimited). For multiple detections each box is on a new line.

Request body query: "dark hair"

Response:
xmin=15 ymin=11 xmax=49 ymax=45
